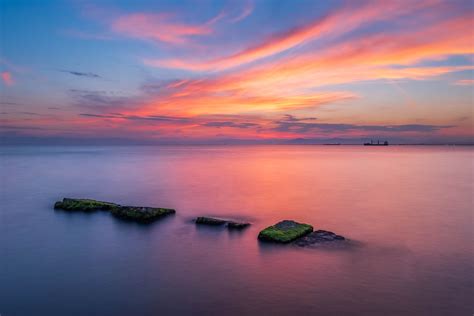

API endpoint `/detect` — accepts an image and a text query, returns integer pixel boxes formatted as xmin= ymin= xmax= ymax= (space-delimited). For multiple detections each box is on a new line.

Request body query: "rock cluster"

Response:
xmin=54 ymin=198 xmax=175 ymax=222
xmin=54 ymin=199 xmax=348 ymax=247
xmin=258 ymin=220 xmax=346 ymax=246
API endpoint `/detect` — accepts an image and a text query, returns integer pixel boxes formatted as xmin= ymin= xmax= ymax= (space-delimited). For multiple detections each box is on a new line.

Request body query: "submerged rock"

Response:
xmin=195 ymin=216 xmax=227 ymax=225
xmin=195 ymin=217 xmax=250 ymax=229
xmin=227 ymin=221 xmax=251 ymax=229
xmin=54 ymin=198 xmax=175 ymax=222
xmin=110 ymin=206 xmax=175 ymax=222
xmin=294 ymin=230 xmax=346 ymax=247
xmin=54 ymin=198 xmax=119 ymax=212
xmin=258 ymin=220 xmax=313 ymax=243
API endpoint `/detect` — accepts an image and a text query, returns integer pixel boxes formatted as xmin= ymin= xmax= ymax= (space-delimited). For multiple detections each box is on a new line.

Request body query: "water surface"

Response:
xmin=1 ymin=145 xmax=472 ymax=315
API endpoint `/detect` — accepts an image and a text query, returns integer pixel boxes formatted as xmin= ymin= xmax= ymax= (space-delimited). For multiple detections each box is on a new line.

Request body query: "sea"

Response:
xmin=1 ymin=145 xmax=472 ymax=315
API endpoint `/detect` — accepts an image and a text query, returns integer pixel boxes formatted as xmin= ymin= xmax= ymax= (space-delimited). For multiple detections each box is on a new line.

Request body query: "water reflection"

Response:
xmin=1 ymin=145 xmax=472 ymax=315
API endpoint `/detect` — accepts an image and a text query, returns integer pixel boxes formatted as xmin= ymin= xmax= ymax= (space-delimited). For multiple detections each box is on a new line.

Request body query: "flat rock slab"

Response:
xmin=54 ymin=198 xmax=175 ymax=222
xmin=110 ymin=206 xmax=175 ymax=222
xmin=294 ymin=230 xmax=346 ymax=247
xmin=195 ymin=217 xmax=250 ymax=229
xmin=227 ymin=221 xmax=251 ymax=229
xmin=258 ymin=220 xmax=313 ymax=243
xmin=195 ymin=216 xmax=227 ymax=225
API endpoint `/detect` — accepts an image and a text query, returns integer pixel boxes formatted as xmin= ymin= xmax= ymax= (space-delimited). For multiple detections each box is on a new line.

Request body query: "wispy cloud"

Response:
xmin=273 ymin=115 xmax=453 ymax=134
xmin=454 ymin=79 xmax=474 ymax=85
xmin=148 ymin=0 xmax=445 ymax=71
xmin=230 ymin=0 xmax=254 ymax=23
xmin=111 ymin=13 xmax=213 ymax=44
xmin=80 ymin=112 xmax=191 ymax=123
xmin=69 ymin=89 xmax=142 ymax=112
xmin=202 ymin=121 xmax=258 ymax=129
xmin=60 ymin=70 xmax=101 ymax=78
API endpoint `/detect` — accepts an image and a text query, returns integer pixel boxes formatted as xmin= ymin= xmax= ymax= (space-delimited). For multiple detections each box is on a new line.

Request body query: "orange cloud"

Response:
xmin=201 ymin=14 xmax=474 ymax=94
xmin=169 ymin=92 xmax=355 ymax=116
xmin=121 ymin=9 xmax=474 ymax=135
xmin=1 ymin=71 xmax=13 ymax=86
xmin=112 ymin=13 xmax=212 ymax=44
xmin=135 ymin=19 xmax=472 ymax=118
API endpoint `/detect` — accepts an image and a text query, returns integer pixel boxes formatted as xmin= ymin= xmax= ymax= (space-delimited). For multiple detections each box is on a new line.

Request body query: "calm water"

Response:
xmin=0 ymin=145 xmax=472 ymax=316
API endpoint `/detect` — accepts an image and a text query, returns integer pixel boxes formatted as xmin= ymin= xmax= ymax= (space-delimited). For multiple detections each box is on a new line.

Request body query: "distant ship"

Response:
xmin=364 ymin=140 xmax=389 ymax=146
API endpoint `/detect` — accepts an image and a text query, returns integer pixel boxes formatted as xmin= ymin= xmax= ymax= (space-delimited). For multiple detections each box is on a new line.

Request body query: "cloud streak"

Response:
xmin=454 ymin=79 xmax=474 ymax=85
xmin=273 ymin=116 xmax=453 ymax=134
xmin=60 ymin=70 xmax=101 ymax=78
xmin=230 ymin=0 xmax=254 ymax=23
xmin=111 ymin=13 xmax=212 ymax=44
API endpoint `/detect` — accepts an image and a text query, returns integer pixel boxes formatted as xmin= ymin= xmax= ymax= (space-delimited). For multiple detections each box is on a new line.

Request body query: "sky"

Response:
xmin=0 ymin=0 xmax=473 ymax=144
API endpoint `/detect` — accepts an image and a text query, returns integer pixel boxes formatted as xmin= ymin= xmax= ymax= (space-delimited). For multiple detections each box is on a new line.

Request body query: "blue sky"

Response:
xmin=1 ymin=0 xmax=473 ymax=144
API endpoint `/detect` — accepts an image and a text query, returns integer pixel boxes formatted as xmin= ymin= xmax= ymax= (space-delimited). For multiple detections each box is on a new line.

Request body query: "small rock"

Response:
xmin=54 ymin=198 xmax=119 ymax=212
xmin=195 ymin=217 xmax=250 ymax=229
xmin=195 ymin=217 xmax=227 ymax=225
xmin=295 ymin=230 xmax=346 ymax=247
xmin=110 ymin=206 xmax=175 ymax=222
xmin=227 ymin=221 xmax=250 ymax=229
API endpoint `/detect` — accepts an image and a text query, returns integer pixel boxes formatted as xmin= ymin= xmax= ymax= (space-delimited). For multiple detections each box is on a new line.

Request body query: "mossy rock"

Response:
xmin=195 ymin=217 xmax=251 ymax=229
xmin=195 ymin=216 xmax=227 ymax=225
xmin=110 ymin=206 xmax=175 ymax=222
xmin=54 ymin=198 xmax=119 ymax=212
xmin=54 ymin=198 xmax=175 ymax=222
xmin=258 ymin=220 xmax=313 ymax=243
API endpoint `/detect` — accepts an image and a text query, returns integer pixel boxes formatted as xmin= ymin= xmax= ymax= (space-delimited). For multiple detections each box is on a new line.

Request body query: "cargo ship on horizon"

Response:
xmin=364 ymin=140 xmax=389 ymax=146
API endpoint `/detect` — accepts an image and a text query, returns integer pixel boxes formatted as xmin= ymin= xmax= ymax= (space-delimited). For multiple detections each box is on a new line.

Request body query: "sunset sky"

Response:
xmin=1 ymin=0 xmax=473 ymax=144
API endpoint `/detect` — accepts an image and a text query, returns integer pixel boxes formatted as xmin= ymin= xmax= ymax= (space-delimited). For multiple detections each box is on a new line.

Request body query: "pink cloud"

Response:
xmin=1 ymin=71 xmax=13 ymax=86
xmin=230 ymin=0 xmax=254 ymax=23
xmin=111 ymin=13 xmax=212 ymax=44
xmin=149 ymin=0 xmax=442 ymax=71
xmin=454 ymin=79 xmax=474 ymax=85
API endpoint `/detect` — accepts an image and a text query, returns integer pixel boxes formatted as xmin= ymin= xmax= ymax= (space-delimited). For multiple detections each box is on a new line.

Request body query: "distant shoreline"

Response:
xmin=1 ymin=143 xmax=473 ymax=147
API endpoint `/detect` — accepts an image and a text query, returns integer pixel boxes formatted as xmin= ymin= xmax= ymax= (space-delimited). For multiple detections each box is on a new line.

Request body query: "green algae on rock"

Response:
xmin=54 ymin=198 xmax=175 ymax=222
xmin=258 ymin=220 xmax=313 ymax=243
xmin=110 ymin=206 xmax=175 ymax=222
xmin=195 ymin=216 xmax=251 ymax=229
xmin=195 ymin=216 xmax=227 ymax=225
xmin=54 ymin=198 xmax=119 ymax=212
